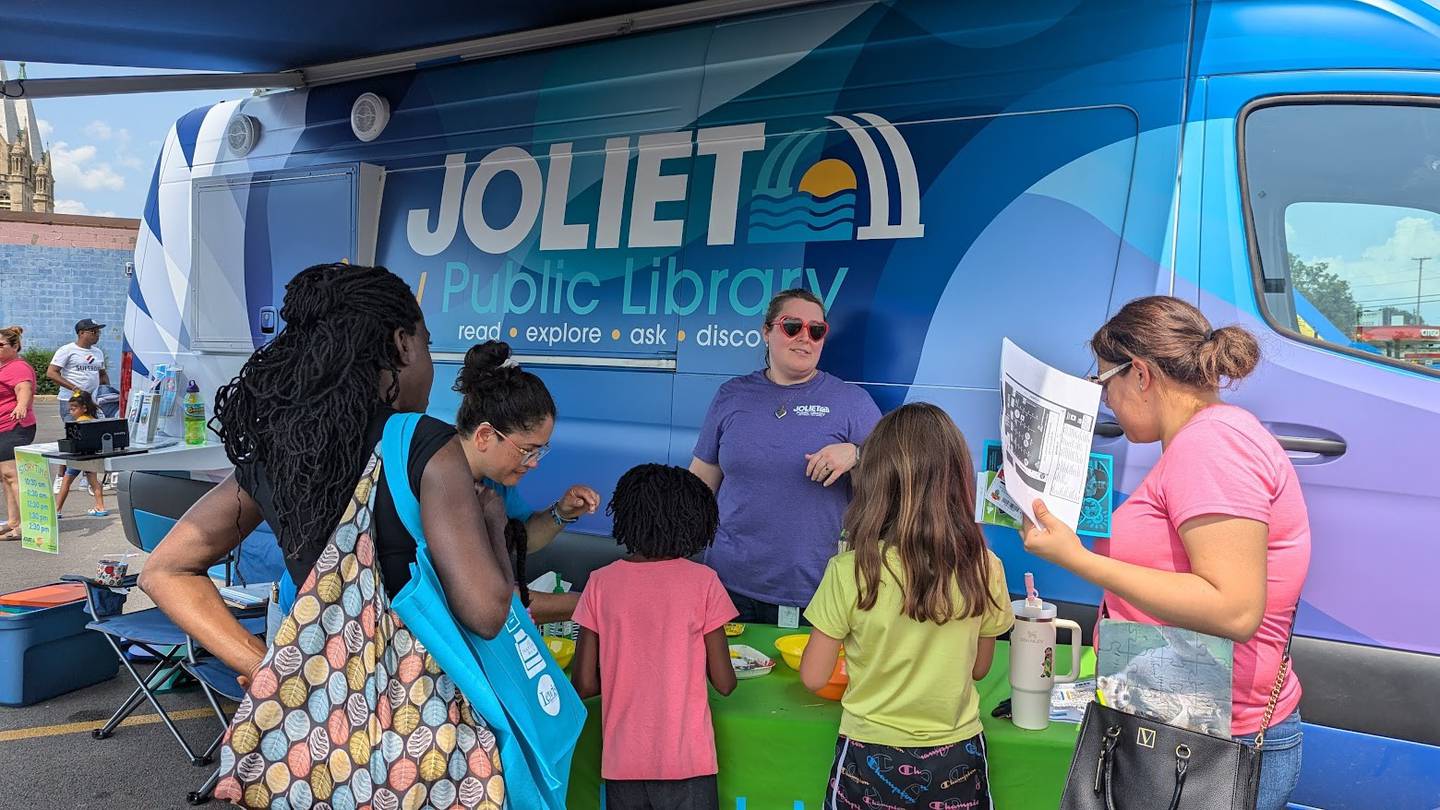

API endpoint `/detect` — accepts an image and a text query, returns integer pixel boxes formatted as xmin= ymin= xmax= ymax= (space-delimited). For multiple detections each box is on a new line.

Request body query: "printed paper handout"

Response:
xmin=999 ymin=339 xmax=1102 ymax=530
xmin=976 ymin=441 xmax=1021 ymax=530
xmin=1097 ymin=619 xmax=1234 ymax=738
xmin=1050 ymin=679 xmax=1097 ymax=724
xmin=978 ymin=438 xmax=1112 ymax=537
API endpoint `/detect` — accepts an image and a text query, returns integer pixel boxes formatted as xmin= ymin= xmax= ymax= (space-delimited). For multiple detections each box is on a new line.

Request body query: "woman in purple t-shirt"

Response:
xmin=689 ymin=289 xmax=882 ymax=624
xmin=1021 ymin=296 xmax=1311 ymax=810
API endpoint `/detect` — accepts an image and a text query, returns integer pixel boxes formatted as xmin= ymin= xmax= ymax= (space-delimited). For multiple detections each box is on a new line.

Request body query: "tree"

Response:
xmin=1288 ymin=253 xmax=1358 ymax=334
xmin=21 ymin=347 xmax=59 ymax=395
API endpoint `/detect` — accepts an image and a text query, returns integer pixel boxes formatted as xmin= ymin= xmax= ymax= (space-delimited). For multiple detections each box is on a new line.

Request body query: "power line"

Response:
xmin=1355 ymin=293 xmax=1440 ymax=307
xmin=1346 ymin=275 xmax=1425 ymax=291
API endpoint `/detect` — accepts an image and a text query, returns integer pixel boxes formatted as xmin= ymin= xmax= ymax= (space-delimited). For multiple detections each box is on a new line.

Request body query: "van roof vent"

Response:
xmin=225 ymin=113 xmax=261 ymax=156
xmin=350 ymin=92 xmax=390 ymax=143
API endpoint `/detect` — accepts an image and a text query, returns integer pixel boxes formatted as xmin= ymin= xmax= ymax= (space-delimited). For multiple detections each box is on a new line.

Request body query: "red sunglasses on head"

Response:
xmin=768 ymin=316 xmax=829 ymax=342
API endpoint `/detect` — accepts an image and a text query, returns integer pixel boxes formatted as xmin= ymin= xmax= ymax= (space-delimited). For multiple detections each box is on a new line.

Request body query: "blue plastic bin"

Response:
xmin=0 ymin=594 xmax=119 ymax=706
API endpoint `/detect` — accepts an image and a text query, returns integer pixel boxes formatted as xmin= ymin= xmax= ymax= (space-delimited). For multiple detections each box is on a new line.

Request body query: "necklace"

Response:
xmin=767 ymin=368 xmax=817 ymax=419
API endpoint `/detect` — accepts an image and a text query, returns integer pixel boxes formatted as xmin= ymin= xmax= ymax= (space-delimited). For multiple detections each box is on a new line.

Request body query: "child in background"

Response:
xmin=55 ymin=391 xmax=108 ymax=518
xmin=572 ymin=464 xmax=738 ymax=810
xmin=800 ymin=402 xmax=1014 ymax=808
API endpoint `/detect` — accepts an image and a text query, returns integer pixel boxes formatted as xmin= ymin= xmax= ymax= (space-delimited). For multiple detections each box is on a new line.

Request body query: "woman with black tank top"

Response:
xmin=140 ymin=265 xmax=516 ymax=804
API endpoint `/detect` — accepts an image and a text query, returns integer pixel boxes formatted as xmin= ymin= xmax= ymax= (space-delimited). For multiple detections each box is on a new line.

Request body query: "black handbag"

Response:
xmin=1059 ymin=617 xmax=1292 ymax=810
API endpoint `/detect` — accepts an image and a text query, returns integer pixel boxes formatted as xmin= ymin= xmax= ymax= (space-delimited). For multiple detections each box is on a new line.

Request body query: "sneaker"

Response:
xmin=87 ymin=509 xmax=109 ymax=518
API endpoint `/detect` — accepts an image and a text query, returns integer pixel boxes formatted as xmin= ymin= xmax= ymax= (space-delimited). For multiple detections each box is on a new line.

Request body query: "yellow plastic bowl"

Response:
xmin=774 ymin=634 xmax=847 ymax=669
xmin=773 ymin=634 xmax=809 ymax=670
xmin=543 ymin=636 xmax=575 ymax=670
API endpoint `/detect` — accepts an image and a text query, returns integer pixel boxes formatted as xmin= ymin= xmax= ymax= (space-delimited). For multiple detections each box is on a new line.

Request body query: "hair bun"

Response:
xmin=1202 ymin=324 xmax=1261 ymax=385
xmin=465 ymin=340 xmax=511 ymax=372
xmin=454 ymin=341 xmax=512 ymax=394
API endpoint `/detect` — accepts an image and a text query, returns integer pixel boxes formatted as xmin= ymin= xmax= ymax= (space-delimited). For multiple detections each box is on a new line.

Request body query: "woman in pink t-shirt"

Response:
xmin=1021 ymin=296 xmax=1311 ymax=810
xmin=0 ymin=325 xmax=40 ymax=541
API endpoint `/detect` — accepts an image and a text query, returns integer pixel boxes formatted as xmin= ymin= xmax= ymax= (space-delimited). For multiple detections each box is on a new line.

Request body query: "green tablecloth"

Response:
xmin=566 ymin=624 xmax=1095 ymax=808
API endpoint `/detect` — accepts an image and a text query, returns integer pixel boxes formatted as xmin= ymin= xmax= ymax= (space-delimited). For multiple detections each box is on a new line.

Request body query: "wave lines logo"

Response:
xmin=747 ymin=113 xmax=924 ymax=245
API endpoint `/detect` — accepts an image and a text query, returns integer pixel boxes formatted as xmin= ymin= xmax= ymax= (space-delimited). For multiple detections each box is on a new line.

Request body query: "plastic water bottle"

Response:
xmin=542 ymin=576 xmax=576 ymax=640
xmin=183 ymin=381 xmax=206 ymax=445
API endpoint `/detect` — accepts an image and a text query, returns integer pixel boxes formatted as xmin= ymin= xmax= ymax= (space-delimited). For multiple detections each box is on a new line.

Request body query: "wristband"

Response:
xmin=549 ymin=501 xmax=579 ymax=527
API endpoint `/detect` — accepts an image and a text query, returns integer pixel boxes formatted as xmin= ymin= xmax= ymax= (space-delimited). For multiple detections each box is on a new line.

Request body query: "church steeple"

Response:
xmin=0 ymin=60 xmax=53 ymax=212
xmin=0 ymin=61 xmax=22 ymax=153
xmin=33 ymin=151 xmax=52 ymax=213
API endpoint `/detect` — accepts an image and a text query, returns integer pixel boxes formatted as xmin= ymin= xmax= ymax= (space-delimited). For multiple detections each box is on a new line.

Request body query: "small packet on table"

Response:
xmin=529 ymin=571 xmax=577 ymax=640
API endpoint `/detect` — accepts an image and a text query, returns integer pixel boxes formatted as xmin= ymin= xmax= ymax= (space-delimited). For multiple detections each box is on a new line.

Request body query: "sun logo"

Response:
xmin=746 ymin=112 xmax=925 ymax=245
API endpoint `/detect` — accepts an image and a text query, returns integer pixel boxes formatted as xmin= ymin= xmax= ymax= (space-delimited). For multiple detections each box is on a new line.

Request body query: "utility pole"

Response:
xmin=1415 ymin=257 xmax=1431 ymax=323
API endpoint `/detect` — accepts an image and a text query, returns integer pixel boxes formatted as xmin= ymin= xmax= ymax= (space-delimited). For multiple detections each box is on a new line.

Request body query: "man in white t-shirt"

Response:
xmin=48 ymin=319 xmax=110 ymax=422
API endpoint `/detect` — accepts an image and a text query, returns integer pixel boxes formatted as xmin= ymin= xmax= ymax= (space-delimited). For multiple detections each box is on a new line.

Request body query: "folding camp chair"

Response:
xmin=180 ymin=638 xmax=248 ymax=805
xmin=60 ymin=573 xmax=265 ymax=765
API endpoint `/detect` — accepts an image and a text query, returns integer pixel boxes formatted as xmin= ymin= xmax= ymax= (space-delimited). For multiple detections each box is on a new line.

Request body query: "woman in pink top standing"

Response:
xmin=0 ymin=326 xmax=39 ymax=541
xmin=1021 ymin=295 xmax=1311 ymax=810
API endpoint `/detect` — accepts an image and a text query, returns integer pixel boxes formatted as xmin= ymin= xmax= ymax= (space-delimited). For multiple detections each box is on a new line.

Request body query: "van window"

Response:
xmin=1242 ymin=101 xmax=1440 ymax=374
xmin=1286 ymin=202 xmax=1440 ymax=367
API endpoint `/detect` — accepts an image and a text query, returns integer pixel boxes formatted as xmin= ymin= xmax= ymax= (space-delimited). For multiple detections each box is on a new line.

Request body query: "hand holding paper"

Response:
xmin=1021 ymin=499 xmax=1086 ymax=567
xmin=999 ymin=338 xmax=1102 ymax=531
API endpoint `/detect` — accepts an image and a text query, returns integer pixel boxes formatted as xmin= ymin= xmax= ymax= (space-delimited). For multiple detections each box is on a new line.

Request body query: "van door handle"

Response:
xmin=1274 ymin=435 xmax=1347 ymax=456
xmin=1095 ymin=421 xmax=1124 ymax=438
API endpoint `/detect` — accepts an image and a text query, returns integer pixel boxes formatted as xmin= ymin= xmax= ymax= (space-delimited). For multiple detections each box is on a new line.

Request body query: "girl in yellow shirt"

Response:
xmin=801 ymin=402 xmax=1013 ymax=808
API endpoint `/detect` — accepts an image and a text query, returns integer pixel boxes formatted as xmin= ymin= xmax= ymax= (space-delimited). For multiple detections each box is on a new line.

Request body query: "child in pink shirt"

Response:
xmin=571 ymin=464 xmax=738 ymax=810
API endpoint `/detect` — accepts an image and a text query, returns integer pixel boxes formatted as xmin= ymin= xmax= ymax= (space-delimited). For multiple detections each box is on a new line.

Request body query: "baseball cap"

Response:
xmin=75 ymin=318 xmax=106 ymax=333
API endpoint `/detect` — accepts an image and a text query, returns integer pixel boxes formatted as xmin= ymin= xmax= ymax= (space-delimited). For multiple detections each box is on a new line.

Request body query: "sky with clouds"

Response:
xmin=1288 ymin=203 xmax=1440 ymax=326
xmin=13 ymin=62 xmax=245 ymax=218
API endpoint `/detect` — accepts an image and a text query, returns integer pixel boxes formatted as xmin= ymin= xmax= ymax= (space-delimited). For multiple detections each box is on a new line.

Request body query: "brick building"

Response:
xmin=0 ymin=211 xmax=138 ymax=370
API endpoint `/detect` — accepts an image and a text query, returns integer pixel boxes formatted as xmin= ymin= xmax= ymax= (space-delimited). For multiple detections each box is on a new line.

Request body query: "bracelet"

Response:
xmin=549 ymin=501 xmax=579 ymax=527
xmin=854 ymin=443 xmax=861 ymax=464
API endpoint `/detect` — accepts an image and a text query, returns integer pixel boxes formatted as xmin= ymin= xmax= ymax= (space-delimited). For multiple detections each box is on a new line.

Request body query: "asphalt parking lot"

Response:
xmin=1 ymin=397 xmax=226 ymax=809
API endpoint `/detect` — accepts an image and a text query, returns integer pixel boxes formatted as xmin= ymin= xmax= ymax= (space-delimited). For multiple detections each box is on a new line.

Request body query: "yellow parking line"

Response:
xmin=0 ymin=707 xmax=219 ymax=743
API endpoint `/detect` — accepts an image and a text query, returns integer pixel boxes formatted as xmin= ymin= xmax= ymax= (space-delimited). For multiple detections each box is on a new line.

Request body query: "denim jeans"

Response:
xmin=726 ymin=590 xmax=811 ymax=626
xmin=1235 ymin=710 xmax=1304 ymax=810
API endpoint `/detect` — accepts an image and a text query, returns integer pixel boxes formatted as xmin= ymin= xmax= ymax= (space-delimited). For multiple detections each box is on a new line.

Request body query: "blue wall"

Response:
xmin=0 ymin=243 xmax=130 ymax=376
